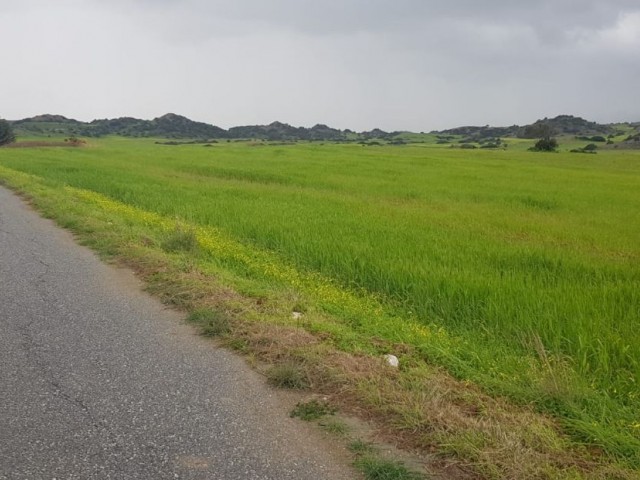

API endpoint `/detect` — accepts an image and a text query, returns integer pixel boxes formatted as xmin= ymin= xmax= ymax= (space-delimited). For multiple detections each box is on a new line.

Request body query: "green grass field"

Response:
xmin=1 ymin=137 xmax=639 ymax=473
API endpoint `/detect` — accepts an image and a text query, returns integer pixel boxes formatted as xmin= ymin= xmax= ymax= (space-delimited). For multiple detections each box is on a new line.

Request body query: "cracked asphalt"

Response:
xmin=0 ymin=186 xmax=355 ymax=480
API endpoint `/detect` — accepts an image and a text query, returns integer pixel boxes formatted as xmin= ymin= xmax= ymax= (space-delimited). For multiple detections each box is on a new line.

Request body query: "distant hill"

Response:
xmin=438 ymin=125 xmax=519 ymax=140
xmin=518 ymin=115 xmax=612 ymax=138
xmin=230 ymin=121 xmax=304 ymax=141
xmin=439 ymin=115 xmax=613 ymax=141
xmin=227 ymin=122 xmax=349 ymax=141
xmin=12 ymin=113 xmax=227 ymax=139
xmin=84 ymin=117 xmax=146 ymax=137
xmin=85 ymin=114 xmax=227 ymax=139
xmin=12 ymin=114 xmax=83 ymax=136
xmin=17 ymin=114 xmax=81 ymax=124
xmin=10 ymin=114 xmax=358 ymax=141
xmin=7 ymin=113 xmax=637 ymax=143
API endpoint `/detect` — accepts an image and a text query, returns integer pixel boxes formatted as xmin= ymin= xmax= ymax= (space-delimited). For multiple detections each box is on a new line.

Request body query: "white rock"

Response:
xmin=292 ymin=311 xmax=303 ymax=320
xmin=383 ymin=354 xmax=399 ymax=368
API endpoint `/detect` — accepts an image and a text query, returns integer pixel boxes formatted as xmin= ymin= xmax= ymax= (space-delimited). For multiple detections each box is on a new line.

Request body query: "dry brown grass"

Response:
xmin=205 ymin=317 xmax=628 ymax=479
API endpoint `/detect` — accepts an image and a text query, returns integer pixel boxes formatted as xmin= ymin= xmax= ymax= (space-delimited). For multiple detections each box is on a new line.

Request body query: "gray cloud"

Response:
xmin=135 ymin=0 xmax=638 ymax=41
xmin=1 ymin=0 xmax=638 ymax=130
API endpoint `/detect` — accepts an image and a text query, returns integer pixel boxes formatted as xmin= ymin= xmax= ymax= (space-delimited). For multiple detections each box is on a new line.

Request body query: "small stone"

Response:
xmin=383 ymin=354 xmax=399 ymax=368
xmin=292 ymin=311 xmax=303 ymax=319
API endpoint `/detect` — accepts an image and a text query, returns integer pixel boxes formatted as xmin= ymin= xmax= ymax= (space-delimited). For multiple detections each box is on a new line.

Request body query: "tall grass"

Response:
xmin=2 ymin=138 xmax=639 ymax=462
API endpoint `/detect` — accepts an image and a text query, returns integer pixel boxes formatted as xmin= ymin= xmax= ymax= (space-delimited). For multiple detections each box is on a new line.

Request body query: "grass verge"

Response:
xmin=0 ymin=163 xmax=637 ymax=479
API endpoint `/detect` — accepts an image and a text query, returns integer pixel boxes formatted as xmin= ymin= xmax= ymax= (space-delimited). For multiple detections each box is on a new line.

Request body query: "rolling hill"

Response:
xmin=6 ymin=113 xmax=639 ymax=143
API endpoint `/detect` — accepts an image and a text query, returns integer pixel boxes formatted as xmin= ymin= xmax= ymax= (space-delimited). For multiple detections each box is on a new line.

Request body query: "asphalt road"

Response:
xmin=0 ymin=186 xmax=354 ymax=480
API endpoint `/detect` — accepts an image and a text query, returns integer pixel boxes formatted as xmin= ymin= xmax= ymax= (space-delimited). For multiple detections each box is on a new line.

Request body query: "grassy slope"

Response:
xmin=1 ymin=138 xmax=639 ymax=476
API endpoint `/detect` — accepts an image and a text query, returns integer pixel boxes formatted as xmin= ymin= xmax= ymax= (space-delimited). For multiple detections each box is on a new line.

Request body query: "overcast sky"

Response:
xmin=1 ymin=0 xmax=639 ymax=131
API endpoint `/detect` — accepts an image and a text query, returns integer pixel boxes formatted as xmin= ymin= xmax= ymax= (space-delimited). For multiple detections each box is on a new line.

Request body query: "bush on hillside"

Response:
xmin=0 ymin=119 xmax=16 ymax=146
xmin=570 ymin=144 xmax=598 ymax=154
xmin=529 ymin=137 xmax=559 ymax=152
xmin=576 ymin=135 xmax=607 ymax=142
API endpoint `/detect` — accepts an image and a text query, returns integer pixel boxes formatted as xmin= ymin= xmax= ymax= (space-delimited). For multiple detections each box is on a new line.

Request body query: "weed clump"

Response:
xmin=162 ymin=226 xmax=198 ymax=253
xmin=349 ymin=440 xmax=375 ymax=455
xmin=290 ymin=399 xmax=336 ymax=421
xmin=320 ymin=419 xmax=348 ymax=435
xmin=187 ymin=308 xmax=231 ymax=337
xmin=349 ymin=440 xmax=423 ymax=479
xmin=354 ymin=456 xmax=423 ymax=480
xmin=266 ymin=363 xmax=308 ymax=389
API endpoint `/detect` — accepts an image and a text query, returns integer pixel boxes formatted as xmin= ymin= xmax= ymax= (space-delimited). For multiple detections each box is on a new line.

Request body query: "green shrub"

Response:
xmin=0 ymin=119 xmax=15 ymax=146
xmin=187 ymin=308 xmax=231 ymax=337
xmin=290 ymin=399 xmax=336 ymax=421
xmin=267 ymin=363 xmax=308 ymax=389
xmin=354 ymin=457 xmax=423 ymax=480
xmin=162 ymin=226 xmax=198 ymax=253
xmin=530 ymin=137 xmax=558 ymax=152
